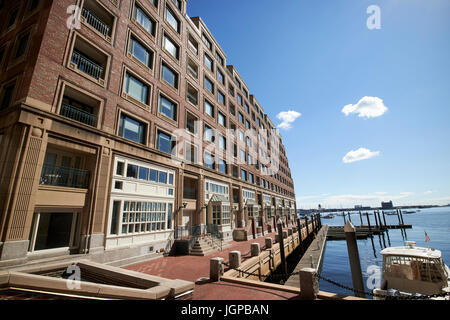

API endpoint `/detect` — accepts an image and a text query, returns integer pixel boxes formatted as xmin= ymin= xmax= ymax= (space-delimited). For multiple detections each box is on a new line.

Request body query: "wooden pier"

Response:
xmin=326 ymin=224 xmax=412 ymax=240
xmin=285 ymin=225 xmax=328 ymax=287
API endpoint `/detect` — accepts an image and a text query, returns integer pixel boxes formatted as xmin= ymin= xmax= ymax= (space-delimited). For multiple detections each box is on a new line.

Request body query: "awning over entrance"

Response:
xmin=208 ymin=194 xmax=230 ymax=206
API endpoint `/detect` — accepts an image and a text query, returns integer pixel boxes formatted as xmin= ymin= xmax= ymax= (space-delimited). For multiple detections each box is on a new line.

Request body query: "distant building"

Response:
xmin=355 ymin=205 xmax=371 ymax=210
xmin=382 ymin=201 xmax=394 ymax=209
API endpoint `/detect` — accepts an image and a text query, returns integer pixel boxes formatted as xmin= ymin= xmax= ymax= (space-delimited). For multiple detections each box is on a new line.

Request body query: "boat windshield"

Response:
xmin=383 ymin=255 xmax=448 ymax=284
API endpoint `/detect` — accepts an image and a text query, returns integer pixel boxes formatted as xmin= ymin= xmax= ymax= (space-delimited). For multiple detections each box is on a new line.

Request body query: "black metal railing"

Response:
xmin=71 ymin=50 xmax=104 ymax=80
xmin=81 ymin=7 xmax=111 ymax=38
xmin=40 ymin=164 xmax=90 ymax=189
xmin=60 ymin=102 xmax=97 ymax=127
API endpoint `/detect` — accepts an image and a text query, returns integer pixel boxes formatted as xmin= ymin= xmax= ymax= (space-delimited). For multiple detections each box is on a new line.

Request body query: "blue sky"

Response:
xmin=186 ymin=0 xmax=450 ymax=209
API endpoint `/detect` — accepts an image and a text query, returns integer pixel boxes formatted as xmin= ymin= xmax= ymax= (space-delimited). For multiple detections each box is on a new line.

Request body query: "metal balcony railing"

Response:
xmin=187 ymin=64 xmax=198 ymax=79
xmin=60 ymin=102 xmax=97 ymax=127
xmin=40 ymin=164 xmax=90 ymax=189
xmin=186 ymin=92 xmax=198 ymax=105
xmin=81 ymin=7 xmax=111 ymax=38
xmin=71 ymin=50 xmax=104 ymax=80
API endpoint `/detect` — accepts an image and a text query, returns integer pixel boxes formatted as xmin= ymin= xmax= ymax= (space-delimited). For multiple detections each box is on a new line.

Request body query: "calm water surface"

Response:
xmin=318 ymin=207 xmax=450 ymax=296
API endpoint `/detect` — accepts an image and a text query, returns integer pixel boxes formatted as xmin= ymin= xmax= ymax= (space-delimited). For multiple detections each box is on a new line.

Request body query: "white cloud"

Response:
xmin=276 ymin=110 xmax=302 ymax=130
xmin=342 ymin=96 xmax=388 ymax=118
xmin=343 ymin=148 xmax=380 ymax=163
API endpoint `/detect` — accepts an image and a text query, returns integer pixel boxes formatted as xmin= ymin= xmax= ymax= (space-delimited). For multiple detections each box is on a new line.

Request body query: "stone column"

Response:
xmin=0 ymin=125 xmax=48 ymax=261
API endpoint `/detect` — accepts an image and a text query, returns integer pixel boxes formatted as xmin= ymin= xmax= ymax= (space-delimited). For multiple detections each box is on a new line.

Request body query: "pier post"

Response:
xmin=376 ymin=211 xmax=383 ymax=229
xmin=297 ymin=218 xmax=304 ymax=253
xmin=252 ymin=217 xmax=256 ymax=239
xmin=396 ymin=209 xmax=402 ymax=226
xmin=348 ymin=212 xmax=352 ymax=223
xmin=265 ymin=238 xmax=273 ymax=249
xmin=305 ymin=216 xmax=310 ymax=238
xmin=277 ymin=219 xmax=288 ymax=280
xmin=399 ymin=210 xmax=405 ymax=225
xmin=229 ymin=251 xmax=241 ymax=269
xmin=251 ymin=243 xmax=260 ymax=257
xmin=210 ymin=257 xmax=224 ymax=282
xmin=344 ymin=221 xmax=366 ymax=298
xmin=343 ymin=212 xmax=346 ymax=224
xmin=359 ymin=211 xmax=363 ymax=226
xmin=299 ymin=268 xmax=318 ymax=300
xmin=373 ymin=211 xmax=379 ymax=229
xmin=366 ymin=212 xmax=372 ymax=233
xmin=382 ymin=211 xmax=387 ymax=227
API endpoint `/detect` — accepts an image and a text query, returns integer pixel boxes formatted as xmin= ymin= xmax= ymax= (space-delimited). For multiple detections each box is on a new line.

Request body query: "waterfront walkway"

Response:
xmin=125 ymin=231 xmax=301 ymax=300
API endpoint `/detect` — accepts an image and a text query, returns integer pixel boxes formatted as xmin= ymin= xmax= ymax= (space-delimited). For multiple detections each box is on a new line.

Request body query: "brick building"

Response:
xmin=0 ymin=0 xmax=296 ymax=266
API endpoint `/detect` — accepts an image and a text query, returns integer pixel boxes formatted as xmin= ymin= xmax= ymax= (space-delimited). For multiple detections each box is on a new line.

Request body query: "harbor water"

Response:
xmin=318 ymin=207 xmax=450 ymax=296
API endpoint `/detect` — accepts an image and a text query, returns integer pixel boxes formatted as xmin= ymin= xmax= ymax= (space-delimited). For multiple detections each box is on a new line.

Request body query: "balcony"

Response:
xmin=81 ymin=7 xmax=111 ymax=40
xmin=60 ymin=102 xmax=97 ymax=127
xmin=71 ymin=50 xmax=104 ymax=80
xmin=40 ymin=164 xmax=90 ymax=189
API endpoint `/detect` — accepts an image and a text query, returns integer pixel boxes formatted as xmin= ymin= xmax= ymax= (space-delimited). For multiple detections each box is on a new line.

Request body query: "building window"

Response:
xmin=228 ymin=85 xmax=235 ymax=97
xmin=0 ymin=83 xmax=15 ymax=111
xmin=186 ymin=82 xmax=198 ymax=106
xmin=238 ymin=112 xmax=244 ymax=124
xmin=161 ymin=62 xmax=179 ymax=89
xmin=218 ymin=91 xmax=225 ymax=105
xmin=133 ymin=4 xmax=156 ymax=37
xmin=13 ymin=31 xmax=31 ymax=60
xmin=245 ymin=120 xmax=250 ymax=129
xmin=6 ymin=7 xmax=19 ymax=30
xmin=204 ymin=124 xmax=214 ymax=143
xmin=186 ymin=112 xmax=198 ymax=135
xmin=216 ymin=52 xmax=224 ymax=66
xmin=218 ymin=111 xmax=226 ymax=127
xmin=229 ymin=104 xmax=236 ymax=116
xmin=163 ymin=34 xmax=179 ymax=60
xmin=204 ymin=99 xmax=214 ymax=118
xmin=218 ymin=135 xmax=226 ymax=150
xmin=158 ymin=94 xmax=177 ymax=121
xmin=165 ymin=5 xmax=180 ymax=33
xmin=120 ymin=201 xmax=168 ymax=234
xmin=186 ymin=56 xmax=199 ymax=79
xmin=237 ymin=94 xmax=242 ymax=106
xmin=217 ymin=69 xmax=225 ymax=85
xmin=185 ymin=142 xmax=198 ymax=164
xmin=129 ymin=35 xmax=153 ymax=69
xmin=204 ymin=76 xmax=214 ymax=94
xmin=204 ymin=152 xmax=215 ymax=170
xmin=119 ymin=114 xmax=147 ymax=144
xmin=240 ymin=149 xmax=245 ymax=162
xmin=241 ymin=169 xmax=247 ymax=181
xmin=219 ymin=159 xmax=227 ymax=174
xmin=124 ymin=72 xmax=150 ymax=105
xmin=188 ymin=34 xmax=198 ymax=55
xmin=157 ymin=130 xmax=175 ymax=155
xmin=202 ymin=33 xmax=212 ymax=51
xmin=204 ymin=53 xmax=213 ymax=71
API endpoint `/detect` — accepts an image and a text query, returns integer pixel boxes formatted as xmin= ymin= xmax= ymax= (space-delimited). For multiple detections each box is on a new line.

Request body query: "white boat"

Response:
xmin=373 ymin=241 xmax=450 ymax=300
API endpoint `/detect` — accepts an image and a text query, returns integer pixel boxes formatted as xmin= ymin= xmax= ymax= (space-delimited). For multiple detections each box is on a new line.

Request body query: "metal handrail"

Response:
xmin=60 ymin=102 xmax=97 ymax=127
xmin=40 ymin=164 xmax=90 ymax=189
xmin=71 ymin=50 xmax=104 ymax=80
xmin=81 ymin=7 xmax=111 ymax=38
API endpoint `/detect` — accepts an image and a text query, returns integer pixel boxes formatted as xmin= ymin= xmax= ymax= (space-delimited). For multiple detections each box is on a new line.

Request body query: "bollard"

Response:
xmin=251 ymin=243 xmax=261 ymax=257
xmin=282 ymin=230 xmax=288 ymax=239
xmin=344 ymin=221 xmax=366 ymax=298
xmin=265 ymin=237 xmax=273 ymax=249
xmin=275 ymin=234 xmax=280 ymax=243
xmin=277 ymin=221 xmax=287 ymax=279
xmin=229 ymin=251 xmax=241 ymax=269
xmin=210 ymin=257 xmax=224 ymax=282
xmin=299 ymin=268 xmax=319 ymax=300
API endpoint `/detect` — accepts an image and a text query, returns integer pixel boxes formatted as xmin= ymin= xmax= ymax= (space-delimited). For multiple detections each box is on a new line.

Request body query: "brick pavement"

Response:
xmin=125 ymin=229 xmax=302 ymax=300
